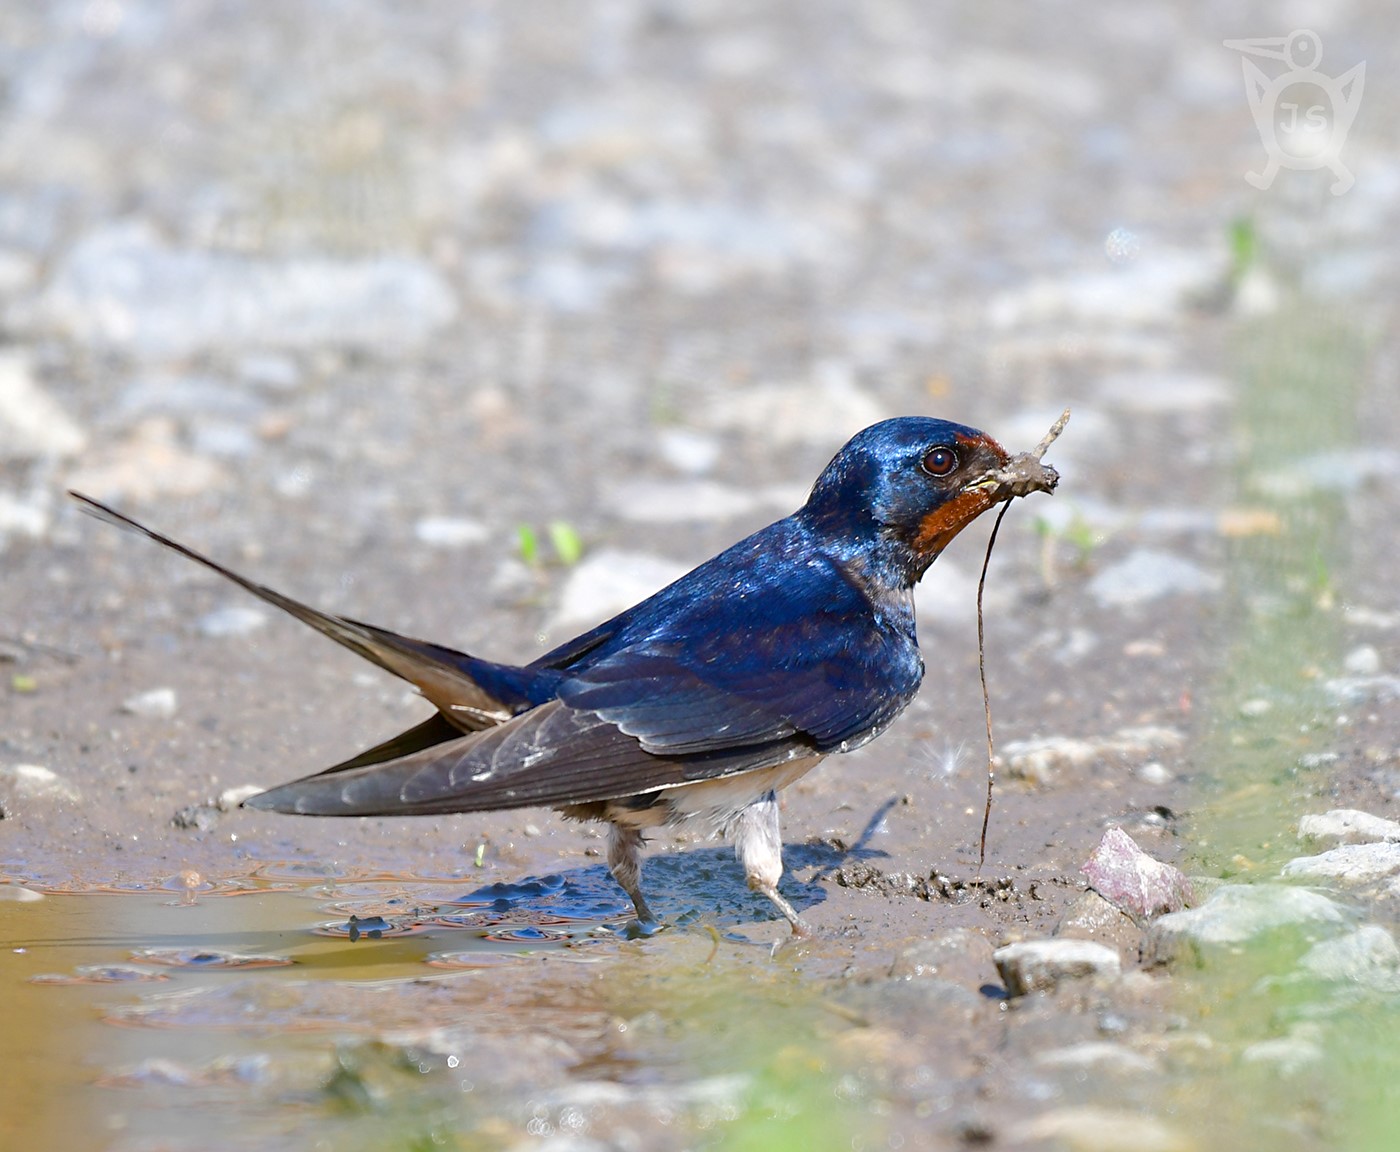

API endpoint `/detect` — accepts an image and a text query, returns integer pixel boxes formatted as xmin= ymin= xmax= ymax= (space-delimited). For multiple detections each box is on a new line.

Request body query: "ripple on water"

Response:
xmin=30 ymin=964 xmax=171 ymax=985
xmin=313 ymin=915 xmax=432 ymax=941
xmin=96 ymin=1054 xmax=272 ymax=1089
xmin=130 ymin=948 xmax=295 ymax=969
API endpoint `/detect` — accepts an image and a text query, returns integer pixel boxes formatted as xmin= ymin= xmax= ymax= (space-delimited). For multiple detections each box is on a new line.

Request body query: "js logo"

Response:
xmin=1224 ymin=30 xmax=1365 ymax=195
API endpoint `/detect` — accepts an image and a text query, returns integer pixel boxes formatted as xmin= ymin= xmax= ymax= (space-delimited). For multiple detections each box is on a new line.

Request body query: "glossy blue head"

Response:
xmin=801 ymin=417 xmax=1011 ymax=586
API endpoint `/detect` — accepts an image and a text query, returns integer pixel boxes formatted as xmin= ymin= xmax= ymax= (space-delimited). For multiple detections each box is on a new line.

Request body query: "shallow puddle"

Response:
xmin=0 ymin=868 xmax=634 ymax=1151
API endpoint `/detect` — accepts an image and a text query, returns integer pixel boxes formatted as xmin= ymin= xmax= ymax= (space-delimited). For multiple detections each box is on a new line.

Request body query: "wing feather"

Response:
xmin=245 ymin=700 xmax=815 ymax=816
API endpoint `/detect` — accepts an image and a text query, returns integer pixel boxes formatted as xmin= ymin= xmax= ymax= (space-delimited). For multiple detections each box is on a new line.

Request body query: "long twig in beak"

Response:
xmin=974 ymin=408 xmax=1069 ymax=869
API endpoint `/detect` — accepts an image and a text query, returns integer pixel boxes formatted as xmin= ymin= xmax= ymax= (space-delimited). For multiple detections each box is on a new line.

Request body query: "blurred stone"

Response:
xmin=1006 ymin=1107 xmax=1189 ymax=1152
xmin=218 ymin=784 xmax=266 ymax=811
xmin=655 ymin=428 xmax=720 ymax=475
xmin=1282 ymin=842 xmax=1400 ymax=885
xmin=1055 ymin=890 xmax=1143 ymax=962
xmin=65 ymin=417 xmax=226 ymax=502
xmin=987 ymin=249 xmax=1224 ymax=330
xmin=999 ymin=726 xmax=1183 ymax=787
xmin=890 ymin=928 xmax=999 ymax=989
xmin=0 ymin=885 xmax=44 ymax=903
xmin=1081 ymin=827 xmax=1192 ymax=919
xmin=1146 ymin=885 xmax=1348 ymax=966
xmin=0 ymin=763 xmax=81 ymax=803
xmin=1136 ymin=761 xmax=1173 ymax=785
xmin=1097 ymin=371 xmax=1229 ymax=413
xmin=603 ymin=478 xmax=787 ymax=523
xmin=1033 ymin=1042 xmax=1158 ymax=1074
xmin=172 ymin=804 xmax=220 ymax=833
xmin=993 ymin=939 xmax=1121 ymax=996
xmin=414 ymin=516 xmax=490 ymax=549
xmin=237 ymin=354 xmax=302 ymax=391
xmin=198 ymin=605 xmax=268 ymax=638
xmin=1343 ymin=644 xmax=1383 ymax=676
xmin=0 ymin=350 xmax=87 ymax=459
xmin=0 ymin=249 xmax=38 ymax=295
xmin=699 ymin=367 xmax=886 ymax=447
xmin=1298 ymin=809 xmax=1400 ymax=847
xmin=1253 ymin=447 xmax=1400 ymax=500
xmin=190 ymin=420 xmax=259 ymax=459
xmin=546 ymin=550 xmax=688 ymax=635
xmin=1297 ymin=925 xmax=1400 ymax=991
xmin=121 ymin=687 xmax=178 ymax=719
xmin=1087 ymin=549 xmax=1221 ymax=608
xmin=1241 ymin=1035 xmax=1324 ymax=1075
xmin=40 ymin=220 xmax=457 ymax=358
xmin=1324 ymin=675 xmax=1400 ymax=705
xmin=0 ymin=490 xmax=50 ymax=545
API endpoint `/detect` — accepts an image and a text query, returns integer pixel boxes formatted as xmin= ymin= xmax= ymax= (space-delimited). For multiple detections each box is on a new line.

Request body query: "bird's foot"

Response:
xmin=618 ymin=914 xmax=666 ymax=940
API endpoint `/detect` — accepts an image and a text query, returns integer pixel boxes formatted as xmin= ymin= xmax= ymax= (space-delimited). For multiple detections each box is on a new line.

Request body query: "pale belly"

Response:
xmin=598 ymin=755 xmax=826 ymax=835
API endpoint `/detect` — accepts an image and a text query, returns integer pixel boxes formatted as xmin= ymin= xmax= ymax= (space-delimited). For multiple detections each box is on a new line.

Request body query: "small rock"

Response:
xmin=987 ymin=247 xmax=1225 ymax=330
xmin=655 ymin=428 xmax=720 ymax=475
xmin=172 ymin=805 xmax=221 ymax=833
xmin=1238 ymin=698 xmax=1273 ymax=718
xmin=1298 ymin=809 xmax=1400 ymax=847
xmin=1324 ymin=675 xmax=1400 ymax=705
xmin=993 ymin=939 xmax=1121 ymax=996
xmin=0 ymin=350 xmax=88 ymax=459
xmin=1146 ymin=884 xmax=1348 ymax=965
xmin=1344 ymin=644 xmax=1382 ymax=676
xmin=1096 ymin=371 xmax=1230 ymax=414
xmin=890 ymin=928 xmax=999 ymax=989
xmin=1253 ymin=447 xmax=1400 ymax=500
xmin=65 ymin=417 xmax=226 ymax=502
xmin=121 ymin=687 xmax=178 ymax=719
xmin=0 ymin=490 xmax=50 ymax=544
xmin=414 ymin=516 xmax=489 ymax=549
xmin=546 ymin=550 xmax=689 ymax=635
xmin=40 ymin=220 xmax=457 ymax=357
xmin=1087 ymin=549 xmax=1221 ymax=608
xmin=198 ymin=605 xmax=268 ymax=638
xmin=1081 ymin=827 xmax=1193 ymax=920
xmin=0 ymin=886 xmax=44 ymax=903
xmin=1005 ymin=1106 xmax=1189 ymax=1152
xmin=1297 ymin=925 xmax=1400 ymax=990
xmin=602 ymin=478 xmax=783 ymax=523
xmin=1033 ymin=1042 xmax=1159 ymax=1074
xmin=1241 ymin=1035 xmax=1325 ymax=1075
xmin=1136 ymin=761 xmax=1173 ymax=785
xmin=218 ymin=784 xmax=265 ymax=811
xmin=237 ymin=353 xmax=302 ymax=391
xmin=1282 ymin=842 xmax=1400 ymax=885
xmin=698 ymin=367 xmax=887 ymax=447
xmin=1055 ymin=890 xmax=1143 ymax=961
xmin=999 ymin=726 xmax=1183 ymax=786
xmin=0 ymin=763 xmax=81 ymax=803
xmin=190 ymin=420 xmax=259 ymax=459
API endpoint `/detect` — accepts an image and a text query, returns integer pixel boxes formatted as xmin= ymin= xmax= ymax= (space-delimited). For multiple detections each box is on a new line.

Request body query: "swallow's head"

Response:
xmin=803 ymin=417 xmax=1016 ymax=585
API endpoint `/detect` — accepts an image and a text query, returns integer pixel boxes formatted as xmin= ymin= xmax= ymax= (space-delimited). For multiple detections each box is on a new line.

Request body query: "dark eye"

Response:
xmin=921 ymin=446 xmax=958 ymax=477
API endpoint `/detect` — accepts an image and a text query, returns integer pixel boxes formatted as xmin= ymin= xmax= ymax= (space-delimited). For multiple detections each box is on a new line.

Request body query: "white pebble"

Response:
xmin=121 ymin=687 xmax=178 ymax=719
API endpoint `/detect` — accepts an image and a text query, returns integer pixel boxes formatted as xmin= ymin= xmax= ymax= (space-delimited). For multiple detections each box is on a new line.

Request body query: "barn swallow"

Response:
xmin=72 ymin=416 xmax=1060 ymax=934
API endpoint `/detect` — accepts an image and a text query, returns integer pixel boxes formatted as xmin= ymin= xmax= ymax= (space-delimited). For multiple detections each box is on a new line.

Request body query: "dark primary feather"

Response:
xmin=69 ymin=492 xmax=553 ymax=728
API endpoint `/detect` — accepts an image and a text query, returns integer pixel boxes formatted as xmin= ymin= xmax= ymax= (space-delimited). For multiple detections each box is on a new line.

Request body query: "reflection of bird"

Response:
xmin=74 ymin=417 xmax=1054 ymax=934
xmin=1224 ymin=29 xmax=1365 ymax=195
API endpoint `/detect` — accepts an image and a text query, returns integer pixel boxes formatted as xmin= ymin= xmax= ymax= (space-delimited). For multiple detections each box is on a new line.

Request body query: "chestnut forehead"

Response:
xmin=951 ymin=430 xmax=1009 ymax=463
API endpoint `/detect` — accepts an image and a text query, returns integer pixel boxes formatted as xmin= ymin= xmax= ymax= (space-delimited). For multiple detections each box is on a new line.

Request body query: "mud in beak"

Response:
xmin=963 ymin=408 xmax=1067 ymax=504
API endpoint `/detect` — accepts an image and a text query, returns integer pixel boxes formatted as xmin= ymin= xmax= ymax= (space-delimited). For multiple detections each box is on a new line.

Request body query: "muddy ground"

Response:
xmin=2 ymin=3 xmax=1399 ymax=1151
